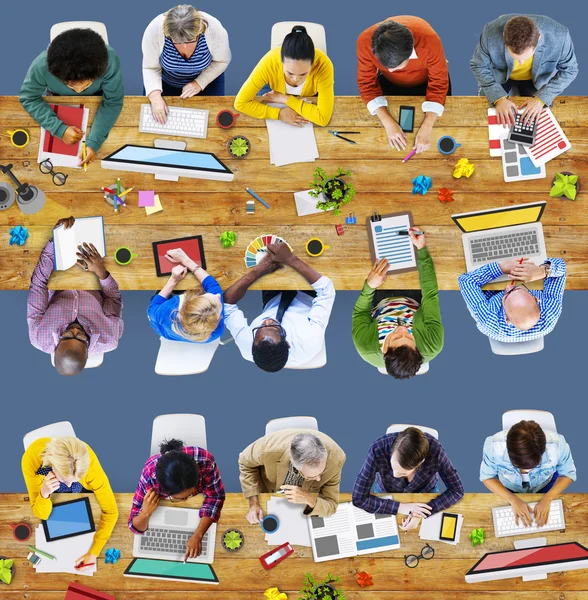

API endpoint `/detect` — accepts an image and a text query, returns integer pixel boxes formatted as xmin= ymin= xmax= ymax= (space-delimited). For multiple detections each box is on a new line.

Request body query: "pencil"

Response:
xmin=117 ymin=177 xmax=121 ymax=196
xmin=82 ymin=141 xmax=87 ymax=173
xmin=118 ymin=187 xmax=133 ymax=198
xmin=246 ymin=187 xmax=270 ymax=209
xmin=402 ymin=149 xmax=417 ymax=163
xmin=27 ymin=546 xmax=55 ymax=560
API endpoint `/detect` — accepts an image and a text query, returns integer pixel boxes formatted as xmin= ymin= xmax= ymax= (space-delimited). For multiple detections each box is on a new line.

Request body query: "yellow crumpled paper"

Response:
xmin=265 ymin=587 xmax=288 ymax=600
xmin=453 ymin=158 xmax=475 ymax=179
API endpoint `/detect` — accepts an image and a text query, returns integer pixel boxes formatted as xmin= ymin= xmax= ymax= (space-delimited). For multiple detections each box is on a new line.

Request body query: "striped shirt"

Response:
xmin=372 ymin=297 xmax=419 ymax=350
xmin=160 ymin=35 xmax=212 ymax=88
xmin=458 ymin=259 xmax=566 ymax=342
xmin=283 ymin=463 xmax=305 ymax=488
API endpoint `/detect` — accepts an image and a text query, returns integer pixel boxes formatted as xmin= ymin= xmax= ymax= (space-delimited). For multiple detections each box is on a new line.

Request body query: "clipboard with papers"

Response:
xmin=366 ymin=211 xmax=417 ymax=274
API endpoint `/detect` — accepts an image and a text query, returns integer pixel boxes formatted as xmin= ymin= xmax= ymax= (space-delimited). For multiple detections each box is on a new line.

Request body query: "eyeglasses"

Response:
xmin=59 ymin=328 xmax=90 ymax=346
xmin=404 ymin=544 xmax=435 ymax=568
xmin=503 ymin=283 xmax=539 ymax=304
xmin=165 ymin=489 xmax=197 ymax=503
xmin=252 ymin=322 xmax=286 ymax=340
xmin=39 ymin=160 xmax=68 ymax=186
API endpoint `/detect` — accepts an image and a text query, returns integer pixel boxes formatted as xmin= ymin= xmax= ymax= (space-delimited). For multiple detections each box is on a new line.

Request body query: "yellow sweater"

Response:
xmin=510 ymin=55 xmax=534 ymax=81
xmin=234 ymin=46 xmax=334 ymax=126
xmin=22 ymin=438 xmax=118 ymax=556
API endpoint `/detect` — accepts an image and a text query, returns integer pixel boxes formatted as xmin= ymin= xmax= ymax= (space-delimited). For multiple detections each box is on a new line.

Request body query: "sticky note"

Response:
xmin=138 ymin=190 xmax=155 ymax=207
xmin=145 ymin=194 xmax=163 ymax=215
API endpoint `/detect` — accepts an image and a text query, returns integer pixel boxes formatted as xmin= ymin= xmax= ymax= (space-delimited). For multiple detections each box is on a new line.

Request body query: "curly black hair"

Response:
xmin=252 ymin=338 xmax=289 ymax=372
xmin=47 ymin=29 xmax=108 ymax=82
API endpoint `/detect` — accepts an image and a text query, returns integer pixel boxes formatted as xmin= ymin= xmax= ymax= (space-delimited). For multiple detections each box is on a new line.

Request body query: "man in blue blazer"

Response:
xmin=470 ymin=15 xmax=578 ymax=126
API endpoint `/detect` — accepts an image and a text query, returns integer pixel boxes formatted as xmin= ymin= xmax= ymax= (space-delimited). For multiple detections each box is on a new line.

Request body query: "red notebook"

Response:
xmin=152 ymin=235 xmax=206 ymax=277
xmin=43 ymin=104 xmax=85 ymax=156
xmin=65 ymin=582 xmax=115 ymax=600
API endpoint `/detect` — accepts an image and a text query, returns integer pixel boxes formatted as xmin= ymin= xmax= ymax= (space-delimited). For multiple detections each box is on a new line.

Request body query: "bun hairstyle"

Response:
xmin=281 ymin=25 xmax=315 ymax=64
xmin=155 ymin=438 xmax=199 ymax=495
xmin=41 ymin=436 xmax=90 ymax=481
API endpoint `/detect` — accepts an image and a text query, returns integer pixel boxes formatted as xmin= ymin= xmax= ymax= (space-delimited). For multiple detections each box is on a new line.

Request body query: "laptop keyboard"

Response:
xmin=469 ymin=229 xmax=540 ymax=264
xmin=139 ymin=526 xmax=208 ymax=555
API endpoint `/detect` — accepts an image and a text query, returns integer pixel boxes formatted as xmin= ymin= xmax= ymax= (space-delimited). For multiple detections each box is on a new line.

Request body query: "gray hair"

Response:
xmin=290 ymin=434 xmax=328 ymax=469
xmin=163 ymin=5 xmax=207 ymax=44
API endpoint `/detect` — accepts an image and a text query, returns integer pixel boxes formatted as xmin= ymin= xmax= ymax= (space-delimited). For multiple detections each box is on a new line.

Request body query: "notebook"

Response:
xmin=53 ymin=217 xmax=106 ymax=271
xmin=65 ymin=582 xmax=114 ymax=600
xmin=38 ymin=104 xmax=89 ymax=169
xmin=152 ymin=235 xmax=206 ymax=277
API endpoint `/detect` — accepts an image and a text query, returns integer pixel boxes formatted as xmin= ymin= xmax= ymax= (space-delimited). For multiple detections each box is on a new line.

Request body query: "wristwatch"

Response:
xmin=190 ymin=264 xmax=201 ymax=273
xmin=542 ymin=261 xmax=551 ymax=279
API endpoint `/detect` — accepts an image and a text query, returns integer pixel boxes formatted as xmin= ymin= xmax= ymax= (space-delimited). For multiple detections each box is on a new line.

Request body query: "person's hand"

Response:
xmin=510 ymin=496 xmax=534 ymax=527
xmin=534 ymin=496 xmax=552 ymax=528
xmin=519 ymin=97 xmax=543 ymax=126
xmin=383 ymin=118 xmax=407 ymax=151
xmin=397 ymin=502 xmax=432 ymax=519
xmin=262 ymin=90 xmax=289 ymax=104
xmin=149 ymin=91 xmax=169 ymax=124
xmin=366 ymin=258 xmax=389 ymax=289
xmin=79 ymin=146 xmax=96 ymax=167
xmin=180 ymin=80 xmax=202 ymax=99
xmin=184 ymin=532 xmax=203 ymax=561
xmin=414 ymin=124 xmax=432 ymax=153
xmin=409 ymin=227 xmax=426 ymax=250
xmin=74 ymin=552 xmax=96 ymax=571
xmin=40 ymin=471 xmax=61 ymax=498
xmin=400 ymin=514 xmax=422 ymax=531
xmin=280 ymin=485 xmax=311 ymax=505
xmin=267 ymin=242 xmax=294 ymax=264
xmin=62 ymin=126 xmax=84 ymax=145
xmin=499 ymin=257 xmax=527 ymax=275
xmin=495 ymin=97 xmax=517 ymax=127
xmin=278 ymin=107 xmax=309 ymax=128
xmin=246 ymin=502 xmax=264 ymax=524
xmin=141 ymin=489 xmax=160 ymax=518
xmin=510 ymin=260 xmax=545 ymax=282
xmin=54 ymin=216 xmax=75 ymax=230
xmin=164 ymin=248 xmax=197 ymax=271
xmin=254 ymin=253 xmax=283 ymax=276
xmin=170 ymin=265 xmax=188 ymax=284
xmin=76 ymin=242 xmax=107 ymax=279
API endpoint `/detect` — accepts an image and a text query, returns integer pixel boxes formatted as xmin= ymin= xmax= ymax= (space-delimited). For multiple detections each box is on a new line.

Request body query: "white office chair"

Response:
xmin=155 ymin=337 xmax=220 ymax=376
xmin=386 ymin=424 xmax=439 ymax=440
xmin=50 ymin=22 xmax=109 ymax=43
xmin=378 ymin=362 xmax=430 ymax=376
xmin=150 ymin=414 xmax=207 ymax=455
xmin=271 ymin=22 xmax=327 ymax=53
xmin=266 ymin=416 xmax=318 ymax=435
xmin=51 ymin=353 xmax=104 ymax=370
xmin=285 ymin=342 xmax=327 ymax=370
xmin=489 ymin=337 xmax=544 ymax=355
xmin=23 ymin=421 xmax=76 ymax=450
xmin=502 ymin=410 xmax=557 ymax=433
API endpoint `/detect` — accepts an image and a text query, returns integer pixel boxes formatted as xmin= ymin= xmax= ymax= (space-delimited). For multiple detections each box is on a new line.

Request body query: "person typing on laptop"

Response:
xmin=459 ymin=257 xmax=566 ymax=341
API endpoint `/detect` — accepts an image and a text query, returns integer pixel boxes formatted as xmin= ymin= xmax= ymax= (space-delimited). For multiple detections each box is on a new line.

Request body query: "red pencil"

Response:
xmin=511 ymin=257 xmax=524 ymax=285
xmin=101 ymin=187 xmax=116 ymax=194
xmin=76 ymin=562 xmax=95 ymax=568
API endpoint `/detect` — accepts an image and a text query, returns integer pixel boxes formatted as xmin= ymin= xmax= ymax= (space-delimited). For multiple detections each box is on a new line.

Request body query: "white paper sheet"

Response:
xmin=369 ymin=214 xmax=417 ymax=272
xmin=38 ymin=107 xmax=90 ymax=169
xmin=419 ymin=512 xmax=464 ymax=546
xmin=53 ymin=216 xmax=106 ymax=271
xmin=501 ymin=139 xmax=546 ymax=183
xmin=265 ymin=496 xmax=311 ymax=547
xmin=33 ymin=525 xmax=96 ymax=576
xmin=293 ymin=190 xmax=333 ymax=217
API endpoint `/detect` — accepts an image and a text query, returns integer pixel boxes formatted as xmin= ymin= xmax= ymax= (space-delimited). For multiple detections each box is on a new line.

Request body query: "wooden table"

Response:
xmin=1 ymin=96 xmax=586 ymax=291
xmin=1 ymin=492 xmax=588 ymax=598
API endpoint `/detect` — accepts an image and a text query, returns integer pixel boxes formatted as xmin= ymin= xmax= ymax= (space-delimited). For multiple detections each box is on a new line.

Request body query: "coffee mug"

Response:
xmin=437 ymin=136 xmax=461 ymax=155
xmin=216 ymin=110 xmax=239 ymax=129
xmin=7 ymin=129 xmax=30 ymax=148
xmin=306 ymin=238 xmax=330 ymax=257
xmin=11 ymin=522 xmax=32 ymax=541
xmin=114 ymin=246 xmax=138 ymax=266
xmin=261 ymin=515 xmax=279 ymax=534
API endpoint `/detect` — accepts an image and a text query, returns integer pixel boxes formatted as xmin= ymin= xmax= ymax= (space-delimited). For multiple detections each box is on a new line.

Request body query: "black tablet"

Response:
xmin=42 ymin=497 xmax=95 ymax=542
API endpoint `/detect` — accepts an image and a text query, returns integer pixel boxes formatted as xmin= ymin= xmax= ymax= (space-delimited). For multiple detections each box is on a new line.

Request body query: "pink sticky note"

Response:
xmin=138 ymin=190 xmax=155 ymax=207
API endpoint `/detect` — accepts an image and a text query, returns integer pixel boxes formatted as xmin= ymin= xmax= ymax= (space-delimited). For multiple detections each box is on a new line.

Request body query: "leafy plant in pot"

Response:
xmin=550 ymin=172 xmax=579 ymax=200
xmin=298 ymin=572 xmax=346 ymax=600
xmin=228 ymin=135 xmax=251 ymax=158
xmin=0 ymin=557 xmax=14 ymax=585
xmin=309 ymin=167 xmax=356 ymax=216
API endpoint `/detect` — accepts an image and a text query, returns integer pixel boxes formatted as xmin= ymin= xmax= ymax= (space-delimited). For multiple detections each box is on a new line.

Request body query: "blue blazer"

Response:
xmin=470 ymin=14 xmax=579 ymax=105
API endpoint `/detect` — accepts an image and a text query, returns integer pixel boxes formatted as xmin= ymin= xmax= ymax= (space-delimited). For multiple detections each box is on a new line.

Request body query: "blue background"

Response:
xmin=0 ymin=0 xmax=584 ymax=497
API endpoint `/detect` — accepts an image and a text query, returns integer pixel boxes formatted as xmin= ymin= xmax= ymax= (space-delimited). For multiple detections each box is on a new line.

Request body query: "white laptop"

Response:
xmin=133 ymin=506 xmax=216 ymax=564
xmin=452 ymin=201 xmax=547 ymax=281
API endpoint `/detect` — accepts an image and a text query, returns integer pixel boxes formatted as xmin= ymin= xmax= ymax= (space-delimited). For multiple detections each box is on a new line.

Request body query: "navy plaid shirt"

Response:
xmin=352 ymin=433 xmax=464 ymax=515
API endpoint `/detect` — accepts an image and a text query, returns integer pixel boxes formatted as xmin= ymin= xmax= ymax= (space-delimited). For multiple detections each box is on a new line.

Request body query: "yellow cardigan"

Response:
xmin=234 ymin=46 xmax=334 ymax=126
xmin=22 ymin=438 xmax=118 ymax=556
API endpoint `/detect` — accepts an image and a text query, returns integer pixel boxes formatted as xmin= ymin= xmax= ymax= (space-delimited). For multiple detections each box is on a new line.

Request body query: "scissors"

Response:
xmin=328 ymin=130 xmax=360 ymax=144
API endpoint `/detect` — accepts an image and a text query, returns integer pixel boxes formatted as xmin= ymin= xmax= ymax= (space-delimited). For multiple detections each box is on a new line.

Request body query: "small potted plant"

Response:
xmin=550 ymin=172 xmax=579 ymax=200
xmin=0 ymin=557 xmax=14 ymax=585
xmin=221 ymin=529 xmax=244 ymax=552
xmin=298 ymin=572 xmax=346 ymax=600
xmin=228 ymin=135 xmax=251 ymax=158
xmin=309 ymin=167 xmax=356 ymax=216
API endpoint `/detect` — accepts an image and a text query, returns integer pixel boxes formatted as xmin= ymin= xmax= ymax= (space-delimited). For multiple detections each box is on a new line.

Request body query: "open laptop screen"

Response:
xmin=452 ymin=201 xmax=546 ymax=233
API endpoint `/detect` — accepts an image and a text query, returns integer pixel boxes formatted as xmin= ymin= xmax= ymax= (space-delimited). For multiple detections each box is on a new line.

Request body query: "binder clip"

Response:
xmin=370 ymin=210 xmax=382 ymax=222
xmin=335 ymin=224 xmax=346 ymax=236
xmin=345 ymin=211 xmax=357 ymax=225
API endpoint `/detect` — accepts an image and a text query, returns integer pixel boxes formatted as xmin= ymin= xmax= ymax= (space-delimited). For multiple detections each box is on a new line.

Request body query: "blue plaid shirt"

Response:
xmin=458 ymin=259 xmax=566 ymax=342
xmin=352 ymin=434 xmax=464 ymax=516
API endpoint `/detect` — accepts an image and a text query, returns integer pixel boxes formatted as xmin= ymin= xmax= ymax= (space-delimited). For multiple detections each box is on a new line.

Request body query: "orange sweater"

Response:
xmin=357 ymin=16 xmax=448 ymax=107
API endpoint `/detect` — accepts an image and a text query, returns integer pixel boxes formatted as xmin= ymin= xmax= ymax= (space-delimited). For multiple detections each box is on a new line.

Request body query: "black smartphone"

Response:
xmin=399 ymin=106 xmax=415 ymax=132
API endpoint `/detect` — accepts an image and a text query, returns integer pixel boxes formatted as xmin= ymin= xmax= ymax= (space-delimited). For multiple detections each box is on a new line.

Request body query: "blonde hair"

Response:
xmin=41 ymin=437 xmax=90 ymax=480
xmin=172 ymin=289 xmax=221 ymax=342
xmin=163 ymin=5 xmax=207 ymax=43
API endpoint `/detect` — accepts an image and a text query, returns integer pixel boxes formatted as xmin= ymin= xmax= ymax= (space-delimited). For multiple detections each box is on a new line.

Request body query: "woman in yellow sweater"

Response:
xmin=22 ymin=437 xmax=118 ymax=570
xmin=234 ymin=25 xmax=334 ymax=127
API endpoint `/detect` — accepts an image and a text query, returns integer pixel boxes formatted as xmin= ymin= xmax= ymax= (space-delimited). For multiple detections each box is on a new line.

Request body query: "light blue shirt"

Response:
xmin=224 ymin=276 xmax=335 ymax=367
xmin=480 ymin=429 xmax=576 ymax=493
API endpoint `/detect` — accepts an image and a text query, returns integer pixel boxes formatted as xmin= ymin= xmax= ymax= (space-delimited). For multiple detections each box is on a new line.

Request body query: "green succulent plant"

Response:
xmin=222 ymin=529 xmax=244 ymax=551
xmin=229 ymin=136 xmax=250 ymax=158
xmin=308 ymin=167 xmax=356 ymax=216
xmin=550 ymin=172 xmax=578 ymax=200
xmin=0 ymin=559 xmax=14 ymax=585
xmin=298 ymin=572 xmax=345 ymax=600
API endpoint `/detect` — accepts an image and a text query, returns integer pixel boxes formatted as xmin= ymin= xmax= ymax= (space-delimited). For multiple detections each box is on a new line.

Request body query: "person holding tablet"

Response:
xmin=147 ymin=248 xmax=224 ymax=343
xmin=234 ymin=25 xmax=334 ymax=127
xmin=129 ymin=439 xmax=225 ymax=560
xmin=21 ymin=436 xmax=118 ymax=570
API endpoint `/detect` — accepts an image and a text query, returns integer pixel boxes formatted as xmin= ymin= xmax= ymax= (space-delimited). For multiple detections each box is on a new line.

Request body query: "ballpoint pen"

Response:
xmin=328 ymin=130 xmax=360 ymax=144
xmin=396 ymin=229 xmax=424 ymax=236
xmin=402 ymin=149 xmax=417 ymax=163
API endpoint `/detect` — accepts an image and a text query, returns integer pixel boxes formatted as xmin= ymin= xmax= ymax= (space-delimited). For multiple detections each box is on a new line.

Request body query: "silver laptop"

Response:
xmin=133 ymin=505 xmax=216 ymax=564
xmin=452 ymin=201 xmax=547 ymax=281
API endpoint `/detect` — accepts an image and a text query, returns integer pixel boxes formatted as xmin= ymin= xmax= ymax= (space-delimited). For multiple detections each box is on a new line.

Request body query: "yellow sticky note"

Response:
xmin=145 ymin=194 xmax=163 ymax=215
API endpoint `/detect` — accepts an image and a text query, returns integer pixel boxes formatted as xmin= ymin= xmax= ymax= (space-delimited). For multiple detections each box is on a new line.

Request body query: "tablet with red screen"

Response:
xmin=152 ymin=236 xmax=206 ymax=277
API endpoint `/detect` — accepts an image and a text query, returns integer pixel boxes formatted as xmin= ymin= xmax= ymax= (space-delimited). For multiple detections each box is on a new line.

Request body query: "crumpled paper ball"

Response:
xmin=438 ymin=188 xmax=454 ymax=203
xmin=469 ymin=528 xmax=485 ymax=546
xmin=104 ymin=548 xmax=121 ymax=564
xmin=264 ymin=587 xmax=288 ymax=600
xmin=220 ymin=230 xmax=236 ymax=248
xmin=412 ymin=174 xmax=432 ymax=195
xmin=9 ymin=226 xmax=29 ymax=246
xmin=357 ymin=571 xmax=373 ymax=587
xmin=453 ymin=158 xmax=475 ymax=179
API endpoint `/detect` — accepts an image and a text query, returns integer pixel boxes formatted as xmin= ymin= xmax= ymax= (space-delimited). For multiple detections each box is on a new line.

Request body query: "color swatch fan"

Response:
xmin=244 ymin=234 xmax=292 ymax=268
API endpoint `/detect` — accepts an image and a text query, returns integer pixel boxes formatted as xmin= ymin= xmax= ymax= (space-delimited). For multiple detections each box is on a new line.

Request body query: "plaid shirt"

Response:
xmin=458 ymin=259 xmax=566 ymax=342
xmin=27 ymin=240 xmax=124 ymax=354
xmin=352 ymin=433 xmax=464 ymax=515
xmin=128 ymin=446 xmax=225 ymax=534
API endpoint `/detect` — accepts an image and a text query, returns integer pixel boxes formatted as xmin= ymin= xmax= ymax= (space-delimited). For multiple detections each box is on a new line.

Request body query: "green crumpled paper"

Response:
xmin=220 ymin=231 xmax=236 ymax=248
xmin=469 ymin=528 xmax=485 ymax=546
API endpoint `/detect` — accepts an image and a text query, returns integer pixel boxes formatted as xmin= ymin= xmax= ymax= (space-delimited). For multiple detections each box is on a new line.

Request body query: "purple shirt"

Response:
xmin=26 ymin=240 xmax=124 ymax=354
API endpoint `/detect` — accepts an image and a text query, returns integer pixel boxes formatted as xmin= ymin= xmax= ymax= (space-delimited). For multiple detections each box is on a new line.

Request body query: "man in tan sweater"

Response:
xmin=239 ymin=429 xmax=346 ymax=522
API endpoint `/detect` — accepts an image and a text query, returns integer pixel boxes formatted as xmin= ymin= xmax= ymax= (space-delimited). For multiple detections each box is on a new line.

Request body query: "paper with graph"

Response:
xmin=367 ymin=212 xmax=417 ymax=274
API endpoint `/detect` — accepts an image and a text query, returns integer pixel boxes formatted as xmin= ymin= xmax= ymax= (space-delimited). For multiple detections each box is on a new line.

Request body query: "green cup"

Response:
xmin=114 ymin=246 xmax=138 ymax=266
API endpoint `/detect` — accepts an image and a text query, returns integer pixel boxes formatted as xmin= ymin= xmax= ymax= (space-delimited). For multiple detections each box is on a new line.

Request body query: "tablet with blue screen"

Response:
xmin=124 ymin=558 xmax=219 ymax=585
xmin=42 ymin=497 xmax=95 ymax=542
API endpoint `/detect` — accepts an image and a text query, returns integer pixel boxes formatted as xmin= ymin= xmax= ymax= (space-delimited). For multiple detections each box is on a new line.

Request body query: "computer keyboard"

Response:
xmin=139 ymin=104 xmax=209 ymax=139
xmin=492 ymin=498 xmax=565 ymax=538
xmin=139 ymin=526 xmax=209 ymax=555
xmin=469 ymin=228 xmax=540 ymax=264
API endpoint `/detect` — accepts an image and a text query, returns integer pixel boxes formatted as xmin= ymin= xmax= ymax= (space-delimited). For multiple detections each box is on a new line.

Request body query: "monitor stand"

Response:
xmin=514 ymin=537 xmax=548 ymax=581
xmin=153 ymin=139 xmax=187 ymax=182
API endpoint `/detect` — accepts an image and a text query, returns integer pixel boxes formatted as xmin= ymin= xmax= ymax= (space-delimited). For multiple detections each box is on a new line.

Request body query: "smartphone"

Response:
xmin=399 ymin=106 xmax=415 ymax=133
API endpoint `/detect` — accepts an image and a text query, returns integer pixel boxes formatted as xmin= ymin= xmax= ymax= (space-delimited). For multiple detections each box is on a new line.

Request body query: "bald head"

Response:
xmin=503 ymin=288 xmax=540 ymax=331
xmin=54 ymin=339 xmax=88 ymax=376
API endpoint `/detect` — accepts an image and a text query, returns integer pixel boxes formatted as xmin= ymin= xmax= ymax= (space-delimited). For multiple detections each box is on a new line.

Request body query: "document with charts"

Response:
xmin=366 ymin=212 xmax=417 ymax=274
xmin=308 ymin=501 xmax=400 ymax=563
xmin=528 ymin=107 xmax=571 ymax=167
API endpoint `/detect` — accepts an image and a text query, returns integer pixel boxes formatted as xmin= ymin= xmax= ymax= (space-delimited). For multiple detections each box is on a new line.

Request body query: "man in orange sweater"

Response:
xmin=357 ymin=16 xmax=450 ymax=153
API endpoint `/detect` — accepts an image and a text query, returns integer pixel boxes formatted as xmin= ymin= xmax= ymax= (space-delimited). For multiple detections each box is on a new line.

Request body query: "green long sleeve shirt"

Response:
xmin=19 ymin=46 xmax=124 ymax=152
xmin=352 ymin=247 xmax=444 ymax=367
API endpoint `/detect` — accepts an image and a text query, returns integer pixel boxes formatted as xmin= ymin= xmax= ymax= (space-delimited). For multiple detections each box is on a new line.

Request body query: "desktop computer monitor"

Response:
xmin=465 ymin=542 xmax=588 ymax=583
xmin=101 ymin=144 xmax=234 ymax=182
